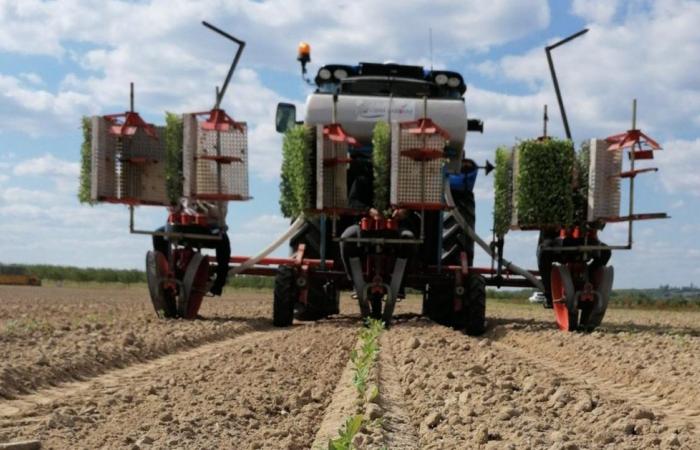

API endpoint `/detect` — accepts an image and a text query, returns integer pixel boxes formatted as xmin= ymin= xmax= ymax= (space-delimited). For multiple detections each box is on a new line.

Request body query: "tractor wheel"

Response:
xmin=580 ymin=265 xmax=614 ymax=332
xmin=422 ymin=283 xmax=453 ymax=326
xmin=273 ymin=266 xmax=297 ymax=327
xmin=146 ymin=251 xmax=177 ymax=319
xmin=463 ymin=273 xmax=487 ymax=336
xmin=442 ymin=189 xmax=475 ymax=267
xmin=370 ymin=293 xmax=383 ymax=320
xmin=551 ymin=265 xmax=578 ymax=331
xmin=289 ymin=218 xmax=327 ymax=258
xmin=295 ymin=279 xmax=339 ymax=321
xmin=180 ymin=252 xmax=210 ymax=319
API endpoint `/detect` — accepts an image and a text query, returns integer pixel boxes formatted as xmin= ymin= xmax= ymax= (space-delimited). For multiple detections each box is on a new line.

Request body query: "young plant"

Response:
xmin=164 ymin=112 xmax=184 ymax=204
xmin=78 ymin=117 xmax=92 ymax=204
xmin=327 ymin=415 xmax=363 ymax=450
xmin=515 ymin=138 xmax=575 ymax=228
xmin=493 ymin=146 xmax=513 ymax=236
xmin=280 ymin=125 xmax=314 ymax=218
xmin=372 ymin=122 xmax=391 ymax=213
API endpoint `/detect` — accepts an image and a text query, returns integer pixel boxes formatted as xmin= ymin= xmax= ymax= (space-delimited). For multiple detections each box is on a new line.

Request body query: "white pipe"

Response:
xmin=444 ymin=181 xmax=544 ymax=291
xmin=228 ymin=216 xmax=306 ymax=275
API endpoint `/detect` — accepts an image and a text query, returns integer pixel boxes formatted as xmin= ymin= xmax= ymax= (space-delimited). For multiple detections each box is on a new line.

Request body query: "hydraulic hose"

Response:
xmin=229 ymin=216 xmax=306 ymax=276
xmin=444 ymin=180 xmax=544 ymax=290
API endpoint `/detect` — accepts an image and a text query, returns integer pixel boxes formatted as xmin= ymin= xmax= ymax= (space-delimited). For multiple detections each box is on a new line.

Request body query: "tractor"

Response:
xmin=271 ymin=51 xmax=501 ymax=334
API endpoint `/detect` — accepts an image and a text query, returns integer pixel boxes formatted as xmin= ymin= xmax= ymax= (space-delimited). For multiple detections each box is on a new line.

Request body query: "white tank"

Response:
xmin=304 ymin=93 xmax=468 ymax=169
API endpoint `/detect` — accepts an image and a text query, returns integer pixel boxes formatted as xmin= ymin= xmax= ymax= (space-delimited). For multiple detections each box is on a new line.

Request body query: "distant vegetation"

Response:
xmin=0 ymin=263 xmax=273 ymax=288
xmin=2 ymin=263 xmax=698 ymax=309
xmin=488 ymin=287 xmax=700 ymax=310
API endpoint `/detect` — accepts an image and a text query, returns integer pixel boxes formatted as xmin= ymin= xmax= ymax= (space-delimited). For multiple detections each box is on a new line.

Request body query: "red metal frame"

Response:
xmin=104 ymin=112 xmax=157 ymax=139
xmin=404 ymin=118 xmax=450 ymax=139
xmin=399 ymin=148 xmax=445 ymax=161
xmin=193 ymin=109 xmax=245 ymax=132
xmin=197 ymin=155 xmax=243 ymax=164
xmin=324 ymin=123 xmax=357 ymax=146
xmin=606 ymin=129 xmax=661 ymax=152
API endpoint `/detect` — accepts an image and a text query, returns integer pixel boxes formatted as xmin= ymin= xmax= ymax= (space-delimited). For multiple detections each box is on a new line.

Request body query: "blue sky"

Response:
xmin=0 ymin=0 xmax=698 ymax=288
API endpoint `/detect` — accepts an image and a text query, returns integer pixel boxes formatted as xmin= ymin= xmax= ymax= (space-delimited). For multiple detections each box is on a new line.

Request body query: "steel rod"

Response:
xmin=545 ymin=28 xmax=588 ymax=141
xmin=202 ymin=21 xmax=246 ymax=110
xmin=334 ymin=237 xmax=424 ymax=245
xmin=131 ymin=229 xmax=223 ymax=241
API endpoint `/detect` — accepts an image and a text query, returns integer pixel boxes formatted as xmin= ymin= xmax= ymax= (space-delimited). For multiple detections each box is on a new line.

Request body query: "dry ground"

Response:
xmin=0 ymin=285 xmax=698 ymax=449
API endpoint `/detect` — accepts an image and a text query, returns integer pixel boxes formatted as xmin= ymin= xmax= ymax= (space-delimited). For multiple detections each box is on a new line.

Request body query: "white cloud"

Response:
xmin=657 ymin=138 xmax=700 ymax=196
xmin=571 ymin=0 xmax=621 ymax=24
xmin=474 ymin=0 xmax=700 ymax=144
xmin=0 ymin=186 xmax=58 ymax=205
xmin=13 ymin=153 xmax=79 ymax=178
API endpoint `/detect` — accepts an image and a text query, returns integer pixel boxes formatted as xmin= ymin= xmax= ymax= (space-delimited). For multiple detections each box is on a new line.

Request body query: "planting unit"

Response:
xmin=79 ymin=25 xmax=667 ymax=333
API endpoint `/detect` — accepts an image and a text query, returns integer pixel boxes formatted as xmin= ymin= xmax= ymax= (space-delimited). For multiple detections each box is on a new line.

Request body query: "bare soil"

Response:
xmin=0 ymin=285 xmax=698 ymax=449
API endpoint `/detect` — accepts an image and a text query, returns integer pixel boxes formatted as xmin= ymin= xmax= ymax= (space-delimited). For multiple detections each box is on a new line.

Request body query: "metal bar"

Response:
xmin=540 ymin=244 xmax=631 ymax=252
xmin=546 ymin=50 xmax=571 ymax=140
xmin=202 ymin=21 xmax=246 ymax=110
xmin=333 ymin=237 xmax=424 ymax=245
xmin=546 ymin=28 xmax=589 ymax=50
xmin=628 ymin=98 xmax=637 ymax=249
xmin=131 ymin=229 xmax=223 ymax=241
xmin=544 ymin=28 xmax=589 ymax=141
xmin=228 ymin=256 xmax=334 ymax=268
xmin=320 ymin=214 xmax=327 ymax=270
xmin=129 ymin=82 xmax=134 ymax=112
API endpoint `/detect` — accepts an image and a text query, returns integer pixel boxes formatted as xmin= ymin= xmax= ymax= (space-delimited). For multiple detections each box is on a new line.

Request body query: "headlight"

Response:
xmin=435 ymin=74 xmax=448 ymax=85
xmin=333 ymin=69 xmax=348 ymax=79
xmin=319 ymin=68 xmax=332 ymax=80
xmin=447 ymin=76 xmax=460 ymax=88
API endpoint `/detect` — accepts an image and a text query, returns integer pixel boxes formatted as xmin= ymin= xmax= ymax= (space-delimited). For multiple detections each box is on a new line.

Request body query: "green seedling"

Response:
xmin=327 ymin=414 xmax=363 ymax=450
xmin=280 ymin=124 xmax=314 ymax=218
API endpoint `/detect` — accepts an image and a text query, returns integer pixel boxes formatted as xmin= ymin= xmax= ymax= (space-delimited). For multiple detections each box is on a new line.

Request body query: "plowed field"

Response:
xmin=1 ymin=285 xmax=698 ymax=449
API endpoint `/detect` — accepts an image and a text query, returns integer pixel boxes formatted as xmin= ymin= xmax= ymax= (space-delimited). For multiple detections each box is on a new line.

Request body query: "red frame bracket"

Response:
xmin=194 ymin=109 xmax=245 ymax=133
xmin=104 ymin=111 xmax=157 ymax=139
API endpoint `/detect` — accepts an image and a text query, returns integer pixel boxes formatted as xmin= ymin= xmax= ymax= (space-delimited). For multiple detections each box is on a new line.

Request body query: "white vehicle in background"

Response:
xmin=529 ymin=291 xmax=546 ymax=304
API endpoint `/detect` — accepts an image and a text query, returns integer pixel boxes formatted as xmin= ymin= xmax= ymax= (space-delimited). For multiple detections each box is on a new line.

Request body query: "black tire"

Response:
xmin=273 ymin=266 xmax=297 ymax=327
xmin=146 ymin=251 xmax=177 ymax=319
xmin=423 ymin=283 xmax=453 ymax=326
xmin=295 ymin=279 xmax=339 ymax=321
xmin=370 ymin=293 xmax=383 ymax=320
xmin=463 ymin=273 xmax=486 ymax=336
xmin=442 ymin=188 xmax=475 ymax=267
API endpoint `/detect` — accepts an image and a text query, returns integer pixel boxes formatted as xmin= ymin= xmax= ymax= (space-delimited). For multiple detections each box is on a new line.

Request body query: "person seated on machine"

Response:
xmin=152 ymin=198 xmax=231 ymax=296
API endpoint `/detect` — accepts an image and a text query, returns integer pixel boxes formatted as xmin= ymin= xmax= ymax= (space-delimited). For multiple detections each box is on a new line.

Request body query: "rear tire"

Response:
xmin=370 ymin=293 xmax=383 ymax=320
xmin=551 ymin=265 xmax=578 ymax=331
xmin=295 ymin=279 xmax=338 ymax=321
xmin=146 ymin=251 xmax=177 ymax=319
xmin=273 ymin=266 xmax=297 ymax=327
xmin=463 ymin=273 xmax=486 ymax=336
xmin=442 ymin=189 xmax=475 ymax=267
xmin=423 ymin=283 xmax=453 ymax=326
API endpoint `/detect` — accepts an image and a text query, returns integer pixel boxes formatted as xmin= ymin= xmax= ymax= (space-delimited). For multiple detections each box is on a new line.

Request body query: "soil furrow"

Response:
xmin=0 ymin=326 xmax=274 ymax=420
xmin=492 ymin=337 xmax=700 ymax=432
xmin=1 ymin=319 xmax=358 ymax=449
xmin=376 ymin=332 xmax=420 ymax=449
xmin=385 ymin=315 xmax=698 ymax=449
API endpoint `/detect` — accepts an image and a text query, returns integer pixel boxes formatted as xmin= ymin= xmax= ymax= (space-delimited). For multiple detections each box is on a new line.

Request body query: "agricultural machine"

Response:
xmin=81 ymin=24 xmax=667 ymax=334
